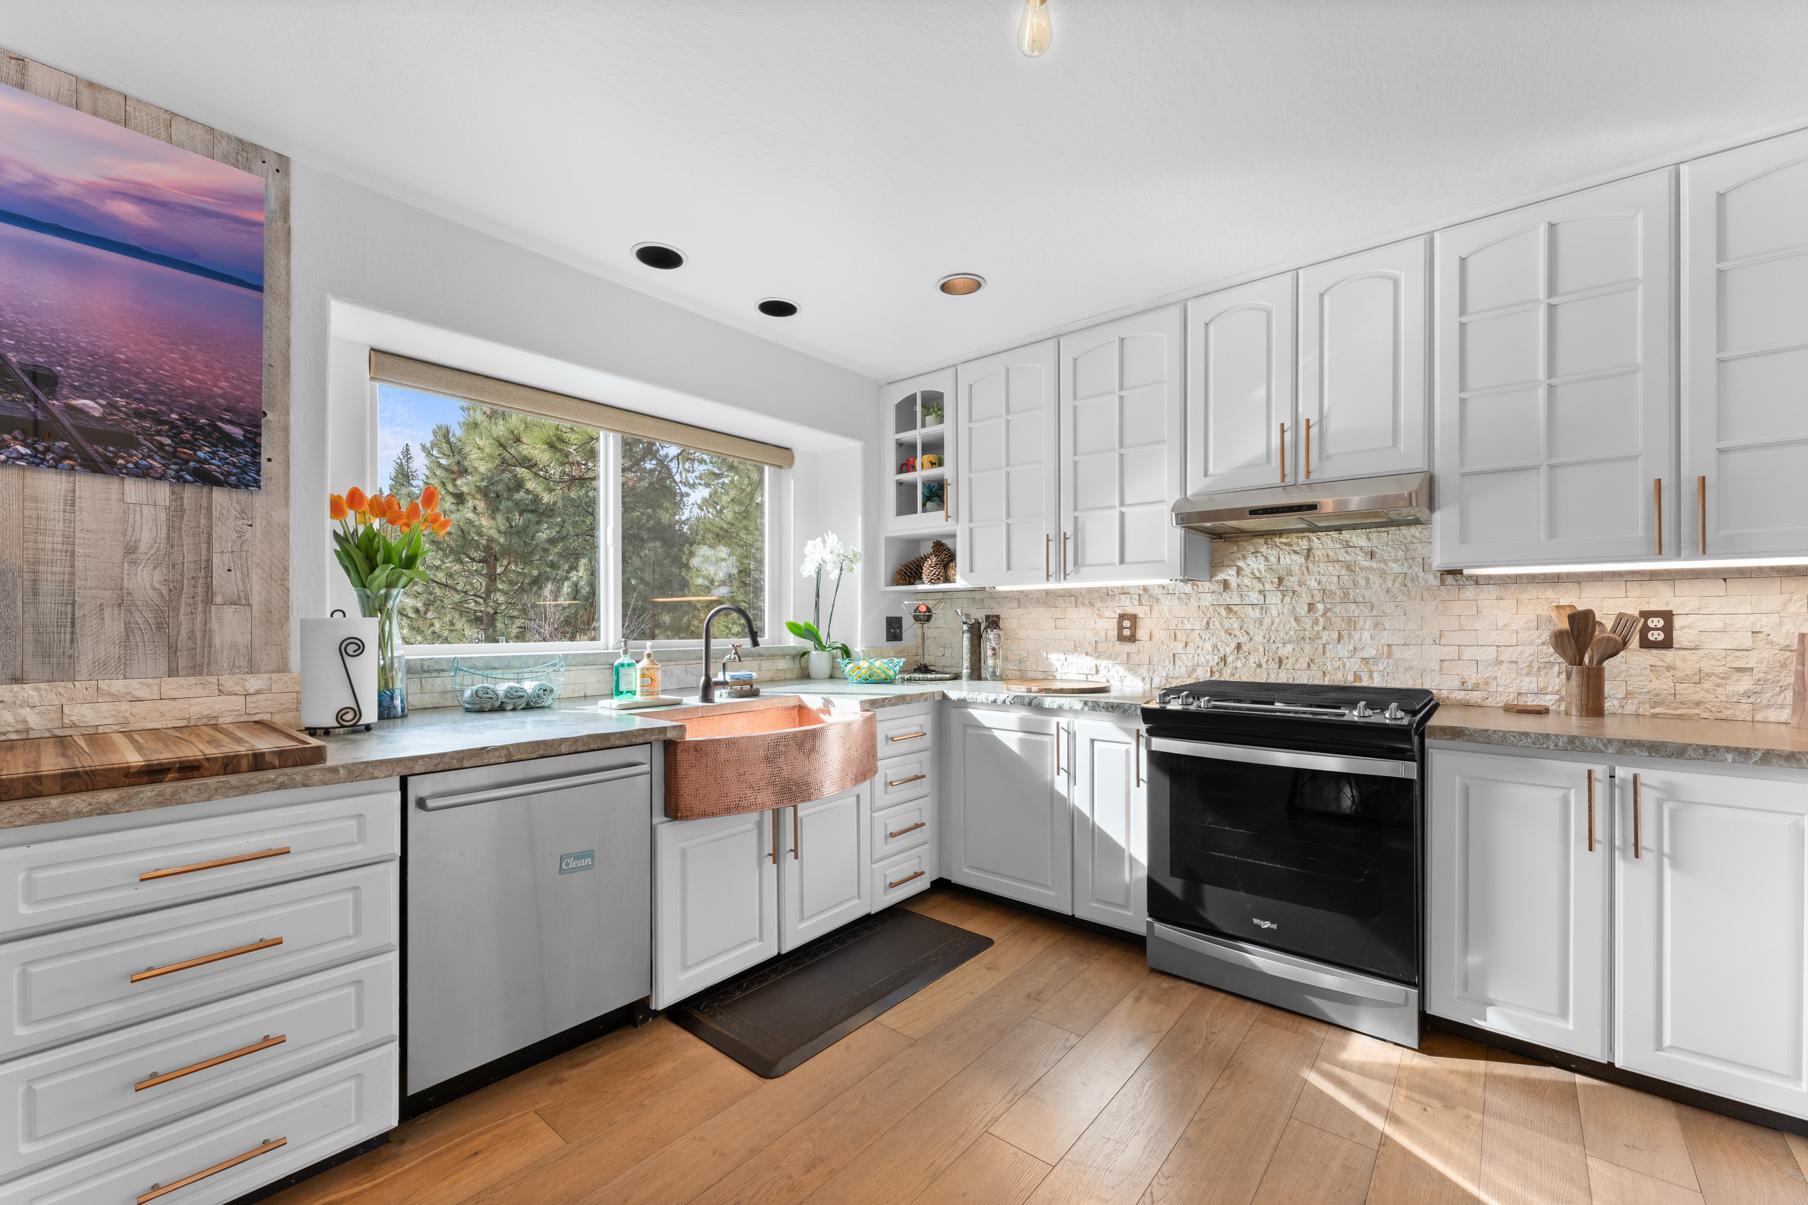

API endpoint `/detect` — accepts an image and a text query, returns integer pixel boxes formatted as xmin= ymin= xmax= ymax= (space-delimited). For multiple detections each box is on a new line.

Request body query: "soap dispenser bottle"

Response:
xmin=637 ymin=643 xmax=661 ymax=698
xmin=613 ymin=639 xmax=638 ymax=700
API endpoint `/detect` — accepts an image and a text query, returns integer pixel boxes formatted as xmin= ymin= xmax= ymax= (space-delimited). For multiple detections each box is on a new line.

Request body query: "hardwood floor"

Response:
xmin=273 ymin=889 xmax=1808 ymax=1205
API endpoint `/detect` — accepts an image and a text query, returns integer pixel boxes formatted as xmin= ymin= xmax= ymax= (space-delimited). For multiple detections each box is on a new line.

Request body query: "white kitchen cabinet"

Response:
xmin=1298 ymin=237 xmax=1429 ymax=483
xmin=1059 ymin=307 xmax=1185 ymax=583
xmin=957 ymin=340 xmax=1060 ymax=587
xmin=1434 ymin=171 xmax=1676 ymax=568
xmin=1070 ymin=718 xmax=1147 ymax=934
xmin=1426 ymin=749 xmax=1612 ymax=1060
xmin=1682 ymin=129 xmax=1808 ymax=559
xmin=946 ymin=708 xmax=1072 ymax=911
xmin=1185 ymin=274 xmax=1297 ymax=495
xmin=1617 ymin=765 xmax=1808 ymax=1117
xmin=653 ymin=809 xmax=780 ymax=1008
xmin=883 ymin=367 xmax=957 ymax=534
xmin=780 ymin=786 xmax=871 ymax=950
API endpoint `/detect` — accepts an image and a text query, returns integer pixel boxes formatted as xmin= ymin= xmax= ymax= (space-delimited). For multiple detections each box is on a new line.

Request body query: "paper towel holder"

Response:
xmin=301 ymin=609 xmax=379 ymax=736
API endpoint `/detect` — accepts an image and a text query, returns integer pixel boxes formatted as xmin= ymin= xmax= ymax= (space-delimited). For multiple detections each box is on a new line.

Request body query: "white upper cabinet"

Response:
xmin=957 ymin=340 xmax=1060 ymax=587
xmin=882 ymin=368 xmax=957 ymax=534
xmin=1059 ymin=307 xmax=1184 ymax=583
xmin=1683 ymin=129 xmax=1808 ymax=558
xmin=1617 ymin=766 xmax=1808 ymax=1117
xmin=1185 ymin=274 xmax=1297 ymax=494
xmin=1298 ymin=238 xmax=1429 ymax=483
xmin=1434 ymin=171 xmax=1676 ymax=568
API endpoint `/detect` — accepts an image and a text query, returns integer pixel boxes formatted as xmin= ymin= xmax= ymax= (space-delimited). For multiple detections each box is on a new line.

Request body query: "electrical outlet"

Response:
xmin=1116 ymin=612 xmax=1137 ymax=643
xmin=1638 ymin=610 xmax=1674 ymax=650
xmin=885 ymin=615 xmax=904 ymax=642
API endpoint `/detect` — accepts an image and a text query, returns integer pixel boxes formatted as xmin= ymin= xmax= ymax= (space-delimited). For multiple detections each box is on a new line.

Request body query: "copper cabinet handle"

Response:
xmin=887 ymin=820 xmax=927 ymax=839
xmin=1653 ymin=478 xmax=1663 ymax=556
xmin=887 ymin=730 xmax=927 ymax=743
xmin=1698 ymin=475 xmax=1707 ymax=554
xmin=769 ymin=809 xmax=778 ymax=865
xmin=1055 ymin=724 xmax=1065 ymax=776
xmin=888 ymin=869 xmax=926 ymax=890
xmin=138 ymin=1137 xmax=287 ymax=1204
xmin=1586 ymin=769 xmax=1596 ymax=853
xmin=1632 ymin=773 xmax=1643 ymax=859
xmin=136 ymin=1034 xmax=286 ymax=1092
xmin=1061 ymin=531 xmax=1069 ymax=576
xmin=1135 ymin=729 xmax=1144 ymax=788
xmin=944 ymin=479 xmax=952 ymax=522
xmin=886 ymin=772 xmax=926 ymax=787
xmin=140 ymin=846 xmax=291 ymax=882
xmin=131 ymin=937 xmax=282 ymax=984
xmin=1279 ymin=422 xmax=1287 ymax=482
xmin=1304 ymin=418 xmax=1313 ymax=480
xmin=1045 ymin=532 xmax=1051 ymax=581
xmin=792 ymin=806 xmax=800 ymax=860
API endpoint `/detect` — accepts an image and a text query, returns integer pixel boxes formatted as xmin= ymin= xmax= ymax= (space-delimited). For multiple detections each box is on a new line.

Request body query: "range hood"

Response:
xmin=1171 ymin=472 xmax=1432 ymax=537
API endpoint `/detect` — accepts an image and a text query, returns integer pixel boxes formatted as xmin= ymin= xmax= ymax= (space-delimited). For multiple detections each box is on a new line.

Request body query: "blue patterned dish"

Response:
xmin=839 ymin=657 xmax=905 ymax=684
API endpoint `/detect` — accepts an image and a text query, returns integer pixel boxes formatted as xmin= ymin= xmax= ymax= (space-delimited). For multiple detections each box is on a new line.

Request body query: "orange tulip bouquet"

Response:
xmin=328 ymin=484 xmax=452 ymax=718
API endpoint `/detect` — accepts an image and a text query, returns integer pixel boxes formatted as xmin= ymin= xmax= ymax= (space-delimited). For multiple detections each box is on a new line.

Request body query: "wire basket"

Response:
xmin=452 ymin=654 xmax=566 ymax=712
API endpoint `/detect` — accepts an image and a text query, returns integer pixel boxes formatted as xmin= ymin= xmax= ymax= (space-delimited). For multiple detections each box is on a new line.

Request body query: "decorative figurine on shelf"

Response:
xmin=920 ymin=452 xmax=943 ymax=471
xmin=899 ymin=455 xmax=917 ymax=474
xmin=920 ymin=479 xmax=944 ymax=510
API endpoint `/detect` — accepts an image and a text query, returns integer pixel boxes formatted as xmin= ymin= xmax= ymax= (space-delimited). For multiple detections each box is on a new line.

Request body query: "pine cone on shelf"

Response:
xmin=893 ymin=553 xmax=928 ymax=586
xmin=922 ymin=540 xmax=955 ymax=584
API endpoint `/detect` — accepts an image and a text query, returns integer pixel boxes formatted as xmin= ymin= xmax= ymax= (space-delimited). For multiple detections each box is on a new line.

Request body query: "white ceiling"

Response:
xmin=7 ymin=1 xmax=1808 ymax=380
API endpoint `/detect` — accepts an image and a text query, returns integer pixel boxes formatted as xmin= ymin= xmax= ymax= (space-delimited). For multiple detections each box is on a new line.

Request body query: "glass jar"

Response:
xmin=354 ymin=586 xmax=408 ymax=719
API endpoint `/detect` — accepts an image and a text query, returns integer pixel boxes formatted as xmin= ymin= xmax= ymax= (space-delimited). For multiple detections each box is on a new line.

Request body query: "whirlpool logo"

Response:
xmin=1251 ymin=917 xmax=1279 ymax=930
xmin=559 ymin=850 xmax=596 ymax=874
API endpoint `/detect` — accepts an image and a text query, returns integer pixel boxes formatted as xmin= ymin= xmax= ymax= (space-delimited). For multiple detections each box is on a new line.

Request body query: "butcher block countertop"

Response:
xmin=1428 ymin=705 xmax=1808 ymax=770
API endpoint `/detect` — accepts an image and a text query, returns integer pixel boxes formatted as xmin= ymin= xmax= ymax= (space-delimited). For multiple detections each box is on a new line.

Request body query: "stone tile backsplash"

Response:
xmin=884 ymin=527 xmax=1808 ymax=723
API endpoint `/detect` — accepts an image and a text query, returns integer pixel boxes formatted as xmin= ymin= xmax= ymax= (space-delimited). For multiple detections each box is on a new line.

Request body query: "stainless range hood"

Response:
xmin=1171 ymin=472 xmax=1432 ymax=537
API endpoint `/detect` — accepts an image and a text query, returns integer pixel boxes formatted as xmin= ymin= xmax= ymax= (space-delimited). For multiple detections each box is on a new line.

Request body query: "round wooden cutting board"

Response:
xmin=1001 ymin=680 xmax=1112 ymax=694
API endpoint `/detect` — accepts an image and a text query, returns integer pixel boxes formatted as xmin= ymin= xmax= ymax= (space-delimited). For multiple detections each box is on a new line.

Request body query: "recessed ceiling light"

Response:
xmin=757 ymin=298 xmax=799 ymax=318
xmin=938 ymin=273 xmax=986 ymax=296
xmin=632 ymin=242 xmax=685 ymax=269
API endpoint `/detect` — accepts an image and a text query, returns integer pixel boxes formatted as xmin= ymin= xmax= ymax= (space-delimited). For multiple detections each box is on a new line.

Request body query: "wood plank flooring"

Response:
xmin=273 ymin=889 xmax=1808 ymax=1205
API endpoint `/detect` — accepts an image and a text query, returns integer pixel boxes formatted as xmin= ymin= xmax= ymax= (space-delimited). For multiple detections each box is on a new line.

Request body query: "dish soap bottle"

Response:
xmin=636 ymin=643 xmax=661 ymax=698
xmin=613 ymin=639 xmax=638 ymax=701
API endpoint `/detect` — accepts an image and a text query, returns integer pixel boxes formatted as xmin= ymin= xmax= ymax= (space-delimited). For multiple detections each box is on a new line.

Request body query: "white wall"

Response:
xmin=288 ymin=163 xmax=878 ymax=646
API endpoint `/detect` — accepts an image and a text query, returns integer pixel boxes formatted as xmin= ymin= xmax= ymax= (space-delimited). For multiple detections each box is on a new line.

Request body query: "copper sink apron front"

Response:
xmin=664 ymin=702 xmax=877 ymax=820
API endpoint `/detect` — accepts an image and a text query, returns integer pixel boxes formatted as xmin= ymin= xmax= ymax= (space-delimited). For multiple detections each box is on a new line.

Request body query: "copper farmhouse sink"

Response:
xmin=663 ymin=698 xmax=876 ymax=820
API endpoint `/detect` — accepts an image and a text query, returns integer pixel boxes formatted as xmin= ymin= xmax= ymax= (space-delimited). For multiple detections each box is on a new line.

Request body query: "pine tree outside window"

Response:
xmin=376 ymin=383 xmax=768 ymax=650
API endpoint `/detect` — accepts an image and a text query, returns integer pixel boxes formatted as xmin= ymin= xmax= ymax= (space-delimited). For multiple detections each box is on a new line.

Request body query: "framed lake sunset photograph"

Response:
xmin=0 ymin=79 xmax=265 ymax=488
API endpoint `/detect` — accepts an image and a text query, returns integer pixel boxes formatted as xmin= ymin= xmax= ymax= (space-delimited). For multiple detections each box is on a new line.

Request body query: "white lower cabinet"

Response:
xmin=1429 ymin=746 xmax=1808 ymax=1118
xmin=947 ymin=708 xmax=1072 ymax=912
xmin=1617 ymin=766 xmax=1808 ymax=1116
xmin=654 ymin=785 xmax=871 ymax=1008
xmin=1071 ymin=719 xmax=1148 ymax=934
xmin=1427 ymin=749 xmax=1611 ymax=1059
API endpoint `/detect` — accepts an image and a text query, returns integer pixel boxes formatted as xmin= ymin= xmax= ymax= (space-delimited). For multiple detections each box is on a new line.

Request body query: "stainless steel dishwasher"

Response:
xmin=405 ymin=746 xmax=651 ymax=1106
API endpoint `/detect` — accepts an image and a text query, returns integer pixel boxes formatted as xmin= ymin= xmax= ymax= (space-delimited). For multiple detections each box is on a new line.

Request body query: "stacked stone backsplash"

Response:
xmin=405 ymin=645 xmax=808 ymax=711
xmin=885 ymin=527 xmax=1808 ymax=724
xmin=0 ymin=675 xmax=303 ymax=740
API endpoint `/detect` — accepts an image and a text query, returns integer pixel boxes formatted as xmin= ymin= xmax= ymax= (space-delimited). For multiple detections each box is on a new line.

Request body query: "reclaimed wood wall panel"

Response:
xmin=0 ymin=49 xmax=291 ymax=688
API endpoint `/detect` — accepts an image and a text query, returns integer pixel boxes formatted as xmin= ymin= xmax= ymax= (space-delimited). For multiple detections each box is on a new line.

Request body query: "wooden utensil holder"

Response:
xmin=1563 ymin=665 xmax=1605 ymax=717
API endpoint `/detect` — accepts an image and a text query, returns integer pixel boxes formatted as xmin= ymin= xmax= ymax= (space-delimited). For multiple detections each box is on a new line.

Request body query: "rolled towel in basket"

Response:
xmin=523 ymin=680 xmax=558 ymax=708
xmin=499 ymin=683 xmax=530 ymax=710
xmin=460 ymin=683 xmax=501 ymax=712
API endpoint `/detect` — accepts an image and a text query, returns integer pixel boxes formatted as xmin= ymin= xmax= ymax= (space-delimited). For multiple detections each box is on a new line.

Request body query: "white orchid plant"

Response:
xmin=789 ymin=532 xmax=861 ymax=659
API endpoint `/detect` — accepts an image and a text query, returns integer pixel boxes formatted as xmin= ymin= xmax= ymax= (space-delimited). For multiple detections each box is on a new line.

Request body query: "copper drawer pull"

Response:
xmin=1304 ymin=418 xmax=1313 ymax=480
xmin=1632 ymin=773 xmax=1643 ymax=859
xmin=887 ymin=731 xmax=927 ymax=743
xmin=1279 ymin=421 xmax=1287 ymax=482
xmin=1653 ymin=478 xmax=1663 ymax=556
xmin=136 ymin=1034 xmax=286 ymax=1092
xmin=132 ymin=937 xmax=283 ymax=984
xmin=138 ymin=1137 xmax=287 ymax=1204
xmin=1698 ymin=475 xmax=1707 ymax=554
xmin=886 ymin=772 xmax=927 ymax=788
xmin=140 ymin=846 xmax=291 ymax=882
xmin=887 ymin=820 xmax=928 ymax=839
xmin=1586 ymin=769 xmax=1596 ymax=853
xmin=888 ymin=869 xmax=926 ymax=890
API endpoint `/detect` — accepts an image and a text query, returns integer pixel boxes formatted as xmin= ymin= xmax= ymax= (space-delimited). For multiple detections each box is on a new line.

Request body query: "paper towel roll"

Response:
xmin=300 ymin=612 xmax=379 ymax=731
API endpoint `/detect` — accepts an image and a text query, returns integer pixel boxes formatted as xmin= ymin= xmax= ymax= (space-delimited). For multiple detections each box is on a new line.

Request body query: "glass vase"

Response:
xmin=354 ymin=586 xmax=408 ymax=719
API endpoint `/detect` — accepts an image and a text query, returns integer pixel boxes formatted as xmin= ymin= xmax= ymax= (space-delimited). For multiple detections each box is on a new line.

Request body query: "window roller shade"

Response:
xmin=369 ymin=350 xmax=795 ymax=469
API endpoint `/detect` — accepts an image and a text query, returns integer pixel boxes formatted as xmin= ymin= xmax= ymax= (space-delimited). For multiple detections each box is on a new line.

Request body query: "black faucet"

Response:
xmin=698 ymin=603 xmax=761 ymax=702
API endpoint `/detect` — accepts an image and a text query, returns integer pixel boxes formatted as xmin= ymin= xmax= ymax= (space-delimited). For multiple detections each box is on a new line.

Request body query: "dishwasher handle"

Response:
xmin=415 ymin=763 xmax=650 ymax=811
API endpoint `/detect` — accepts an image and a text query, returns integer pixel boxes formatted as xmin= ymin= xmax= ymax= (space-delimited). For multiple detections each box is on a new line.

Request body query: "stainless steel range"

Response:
xmin=1141 ymin=680 xmax=1438 ymax=1047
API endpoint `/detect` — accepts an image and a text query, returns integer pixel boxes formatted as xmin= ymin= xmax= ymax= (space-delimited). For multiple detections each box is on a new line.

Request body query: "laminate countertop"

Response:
xmin=1427 ymin=705 xmax=1808 ymax=770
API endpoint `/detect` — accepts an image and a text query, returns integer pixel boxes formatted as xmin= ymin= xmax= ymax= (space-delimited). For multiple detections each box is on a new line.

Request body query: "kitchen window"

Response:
xmin=370 ymin=354 xmax=787 ymax=652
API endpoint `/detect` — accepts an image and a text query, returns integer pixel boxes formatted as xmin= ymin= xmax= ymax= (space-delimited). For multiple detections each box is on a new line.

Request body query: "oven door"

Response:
xmin=1146 ymin=735 xmax=1419 ymax=985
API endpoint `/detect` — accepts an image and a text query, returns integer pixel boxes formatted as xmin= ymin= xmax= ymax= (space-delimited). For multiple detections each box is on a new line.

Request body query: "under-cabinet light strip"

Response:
xmin=1459 ymin=556 xmax=1808 ymax=576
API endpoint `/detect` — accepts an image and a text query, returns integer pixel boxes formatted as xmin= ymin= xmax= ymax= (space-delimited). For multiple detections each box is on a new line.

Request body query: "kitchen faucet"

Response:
xmin=698 ymin=603 xmax=761 ymax=702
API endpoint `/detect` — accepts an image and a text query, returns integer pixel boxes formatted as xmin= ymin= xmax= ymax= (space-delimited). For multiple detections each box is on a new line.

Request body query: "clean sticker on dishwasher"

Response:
xmin=559 ymin=850 xmax=596 ymax=874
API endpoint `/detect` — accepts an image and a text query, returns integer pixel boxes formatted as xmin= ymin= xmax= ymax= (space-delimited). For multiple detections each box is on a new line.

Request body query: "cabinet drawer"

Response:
xmin=0 ymin=783 xmax=399 ymax=939
xmin=871 ymin=798 xmax=933 ymax=861
xmin=875 ymin=712 xmax=933 ymax=759
xmin=871 ymin=847 xmax=935 ymax=909
xmin=0 ymin=954 xmax=395 ymax=1177
xmin=0 ymin=1045 xmax=396 ymax=1205
xmin=873 ymin=753 xmax=932 ymax=810
xmin=0 ymin=863 xmax=397 ymax=1060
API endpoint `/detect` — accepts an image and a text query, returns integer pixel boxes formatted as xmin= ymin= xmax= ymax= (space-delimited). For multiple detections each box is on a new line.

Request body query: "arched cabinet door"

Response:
xmin=1297 ymin=237 xmax=1428 ymax=484
xmin=1185 ymin=274 xmax=1296 ymax=496
xmin=1683 ymin=128 xmax=1808 ymax=559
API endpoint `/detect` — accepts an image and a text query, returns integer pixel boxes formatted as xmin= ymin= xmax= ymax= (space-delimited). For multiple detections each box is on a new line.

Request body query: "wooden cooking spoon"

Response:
xmin=1551 ymin=628 xmax=1581 ymax=665
xmin=1584 ymin=633 xmax=1626 ymax=665
xmin=1567 ymin=609 xmax=1597 ymax=663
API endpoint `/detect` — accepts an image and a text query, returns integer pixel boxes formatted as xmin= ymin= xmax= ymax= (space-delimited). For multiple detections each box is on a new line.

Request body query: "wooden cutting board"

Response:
xmin=1002 ymin=679 xmax=1113 ymax=694
xmin=0 ymin=721 xmax=327 ymax=802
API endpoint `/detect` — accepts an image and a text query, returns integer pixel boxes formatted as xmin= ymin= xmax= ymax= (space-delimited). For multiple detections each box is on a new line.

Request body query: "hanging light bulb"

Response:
xmin=1017 ymin=0 xmax=1052 ymax=57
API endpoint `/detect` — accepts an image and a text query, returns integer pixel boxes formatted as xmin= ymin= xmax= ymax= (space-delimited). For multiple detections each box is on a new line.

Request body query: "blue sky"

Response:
xmin=376 ymin=384 xmax=465 ymax=486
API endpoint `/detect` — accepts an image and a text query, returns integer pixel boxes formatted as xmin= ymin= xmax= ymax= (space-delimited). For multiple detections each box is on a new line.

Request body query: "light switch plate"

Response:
xmin=885 ymin=616 xmax=903 ymax=642
xmin=1116 ymin=612 xmax=1137 ymax=643
xmin=1638 ymin=610 xmax=1673 ymax=650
